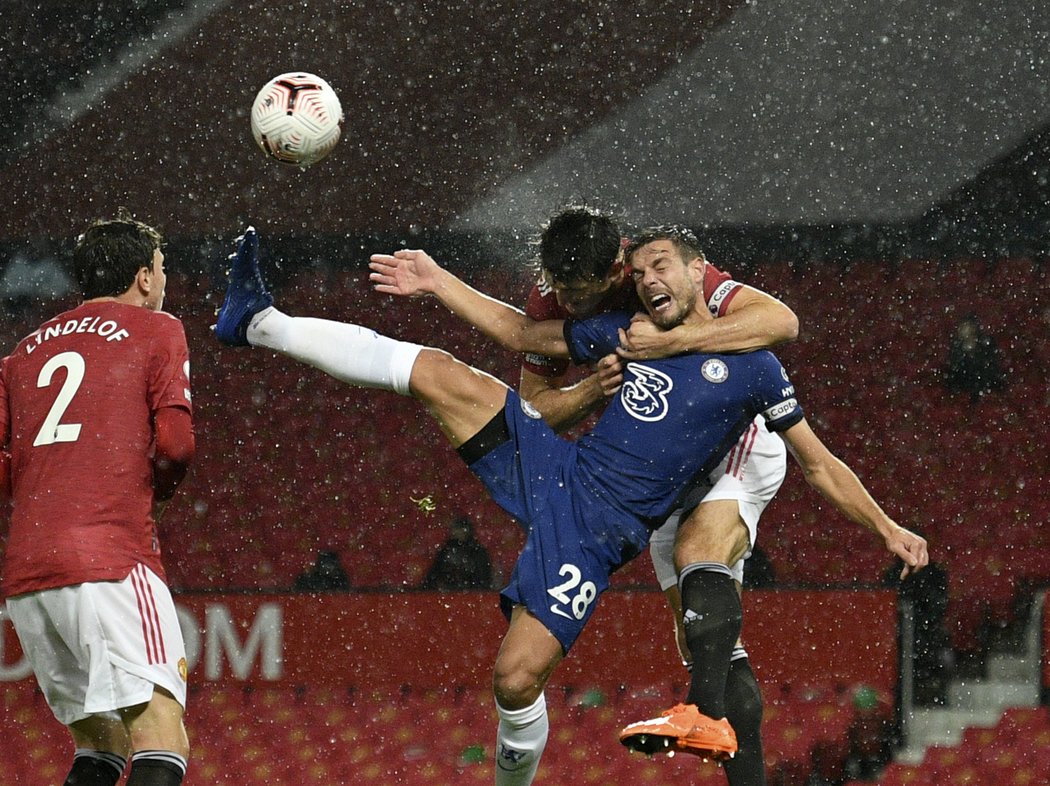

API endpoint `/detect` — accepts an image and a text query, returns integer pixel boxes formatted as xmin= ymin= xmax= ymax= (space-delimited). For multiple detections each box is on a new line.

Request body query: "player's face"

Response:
xmin=629 ymin=240 xmax=702 ymax=329
xmin=145 ymin=248 xmax=167 ymax=311
xmin=546 ymin=260 xmax=623 ymax=317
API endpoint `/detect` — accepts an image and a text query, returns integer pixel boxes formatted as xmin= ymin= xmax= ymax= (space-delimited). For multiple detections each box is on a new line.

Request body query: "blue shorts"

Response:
xmin=467 ymin=391 xmax=651 ymax=652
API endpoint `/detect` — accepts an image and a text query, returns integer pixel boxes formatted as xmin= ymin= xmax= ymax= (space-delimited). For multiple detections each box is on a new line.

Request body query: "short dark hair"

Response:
xmin=537 ymin=205 xmax=622 ymax=283
xmin=73 ymin=209 xmax=162 ymax=300
xmin=623 ymin=224 xmax=706 ymax=266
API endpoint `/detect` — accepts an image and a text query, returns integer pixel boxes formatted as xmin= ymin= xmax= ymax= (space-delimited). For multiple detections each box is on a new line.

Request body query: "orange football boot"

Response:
xmin=619 ymin=703 xmax=737 ymax=760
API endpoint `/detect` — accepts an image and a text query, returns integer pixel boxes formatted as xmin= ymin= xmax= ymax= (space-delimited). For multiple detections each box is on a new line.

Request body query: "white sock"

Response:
xmin=247 ymin=307 xmax=422 ymax=395
xmin=494 ymin=693 xmax=548 ymax=786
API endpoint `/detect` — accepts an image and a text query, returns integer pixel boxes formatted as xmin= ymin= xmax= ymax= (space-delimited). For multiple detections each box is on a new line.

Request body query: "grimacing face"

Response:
xmin=629 ymin=240 xmax=703 ymax=329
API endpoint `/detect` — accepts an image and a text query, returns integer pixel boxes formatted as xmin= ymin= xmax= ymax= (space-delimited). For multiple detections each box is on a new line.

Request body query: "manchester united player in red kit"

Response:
xmin=0 ymin=212 xmax=195 ymax=786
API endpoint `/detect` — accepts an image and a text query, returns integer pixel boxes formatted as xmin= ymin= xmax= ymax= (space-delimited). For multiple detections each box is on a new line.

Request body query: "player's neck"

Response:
xmin=83 ymin=293 xmax=148 ymax=308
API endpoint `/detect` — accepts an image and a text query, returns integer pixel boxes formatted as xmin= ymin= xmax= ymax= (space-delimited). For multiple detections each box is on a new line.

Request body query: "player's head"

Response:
xmin=625 ymin=225 xmax=707 ymax=329
xmin=538 ymin=205 xmax=624 ymax=317
xmin=623 ymin=225 xmax=706 ymax=269
xmin=74 ymin=209 xmax=165 ymax=307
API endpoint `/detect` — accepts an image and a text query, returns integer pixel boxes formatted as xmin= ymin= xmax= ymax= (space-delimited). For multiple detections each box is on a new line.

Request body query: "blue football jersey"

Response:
xmin=566 ymin=311 xmax=803 ymax=523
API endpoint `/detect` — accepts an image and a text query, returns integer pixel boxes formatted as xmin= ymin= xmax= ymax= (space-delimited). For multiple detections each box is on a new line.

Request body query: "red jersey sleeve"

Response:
xmin=522 ymin=281 xmax=571 ymax=378
xmin=148 ymin=313 xmax=194 ymax=501
xmin=148 ymin=311 xmax=193 ymax=415
xmin=153 ymin=406 xmax=194 ymax=501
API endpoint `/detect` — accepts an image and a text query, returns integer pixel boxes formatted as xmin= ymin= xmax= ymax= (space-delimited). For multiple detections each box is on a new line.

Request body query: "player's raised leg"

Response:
xmin=214 ymin=228 xmax=508 ymax=446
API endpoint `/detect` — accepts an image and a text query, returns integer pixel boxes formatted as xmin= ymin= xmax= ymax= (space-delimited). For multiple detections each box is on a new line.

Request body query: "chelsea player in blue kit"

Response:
xmin=214 ymin=227 xmax=928 ymax=786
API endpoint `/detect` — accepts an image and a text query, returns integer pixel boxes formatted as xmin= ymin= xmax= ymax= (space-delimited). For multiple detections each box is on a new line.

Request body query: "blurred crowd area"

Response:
xmin=0 ymin=238 xmax=1047 ymax=669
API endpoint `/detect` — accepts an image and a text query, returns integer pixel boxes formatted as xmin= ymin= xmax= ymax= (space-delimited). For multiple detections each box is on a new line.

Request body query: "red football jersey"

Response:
xmin=522 ymin=261 xmax=741 ymax=378
xmin=0 ymin=301 xmax=192 ymax=598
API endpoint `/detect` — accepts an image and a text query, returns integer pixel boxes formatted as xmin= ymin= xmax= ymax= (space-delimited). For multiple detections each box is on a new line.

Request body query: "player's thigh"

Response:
xmin=492 ymin=606 xmax=564 ymax=708
xmin=412 ymin=349 xmax=509 ymax=445
xmin=673 ymin=498 xmax=751 ymax=570
xmin=121 ymin=687 xmax=189 ymax=757
xmin=70 ymin=713 xmax=131 ymax=756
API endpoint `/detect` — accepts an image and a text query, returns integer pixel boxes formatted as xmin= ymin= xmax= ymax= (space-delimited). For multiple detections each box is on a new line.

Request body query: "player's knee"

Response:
xmin=492 ymin=666 xmax=545 ymax=710
xmin=674 ymin=510 xmax=750 ymax=570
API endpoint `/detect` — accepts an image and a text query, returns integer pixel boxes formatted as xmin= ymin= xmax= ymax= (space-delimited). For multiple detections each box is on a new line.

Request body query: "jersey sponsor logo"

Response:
xmin=706 ymin=280 xmax=739 ymax=315
xmin=620 ymin=363 xmax=673 ymax=422
xmin=764 ymin=398 xmax=798 ymax=421
xmin=701 ymin=358 xmax=729 ymax=383
xmin=781 ymin=366 xmax=790 ymax=383
xmin=781 ymin=386 xmax=795 ymax=397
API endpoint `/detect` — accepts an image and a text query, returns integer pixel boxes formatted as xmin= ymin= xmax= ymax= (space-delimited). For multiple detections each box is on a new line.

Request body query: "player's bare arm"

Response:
xmin=781 ymin=418 xmax=929 ymax=577
xmin=370 ymin=249 xmax=568 ymax=357
xmin=518 ymin=354 xmax=622 ymax=432
xmin=519 ymin=367 xmax=606 ymax=432
xmin=618 ymin=285 xmax=799 ymax=359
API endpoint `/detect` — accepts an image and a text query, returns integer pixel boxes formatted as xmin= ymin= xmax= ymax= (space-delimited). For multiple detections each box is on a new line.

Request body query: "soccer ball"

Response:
xmin=250 ymin=72 xmax=343 ymax=168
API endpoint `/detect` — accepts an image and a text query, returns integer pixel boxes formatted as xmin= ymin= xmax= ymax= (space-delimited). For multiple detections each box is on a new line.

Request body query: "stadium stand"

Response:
xmin=843 ymin=705 xmax=1050 ymax=785
xmin=1 ymin=680 xmax=892 ymax=786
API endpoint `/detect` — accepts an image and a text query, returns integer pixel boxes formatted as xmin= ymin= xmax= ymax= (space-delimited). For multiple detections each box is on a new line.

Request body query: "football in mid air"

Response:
xmin=250 ymin=72 xmax=343 ymax=168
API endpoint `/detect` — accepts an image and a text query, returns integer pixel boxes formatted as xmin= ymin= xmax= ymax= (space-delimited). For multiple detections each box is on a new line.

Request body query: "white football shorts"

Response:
xmin=650 ymin=417 xmax=787 ymax=589
xmin=6 ymin=563 xmax=188 ymax=726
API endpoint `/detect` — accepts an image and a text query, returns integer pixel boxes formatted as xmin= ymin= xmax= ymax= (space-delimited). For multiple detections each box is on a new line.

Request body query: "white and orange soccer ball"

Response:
xmin=250 ymin=72 xmax=343 ymax=168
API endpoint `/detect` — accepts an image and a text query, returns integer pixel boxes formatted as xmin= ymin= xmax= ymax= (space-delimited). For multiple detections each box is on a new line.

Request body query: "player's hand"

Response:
xmin=593 ymin=353 xmax=624 ymax=397
xmin=368 ymin=249 xmax=441 ymax=297
xmin=617 ymin=313 xmax=684 ymax=360
xmin=886 ymin=526 xmax=929 ymax=579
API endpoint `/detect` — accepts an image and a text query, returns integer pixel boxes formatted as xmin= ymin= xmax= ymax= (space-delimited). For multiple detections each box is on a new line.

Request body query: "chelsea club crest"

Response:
xmin=701 ymin=358 xmax=729 ymax=383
